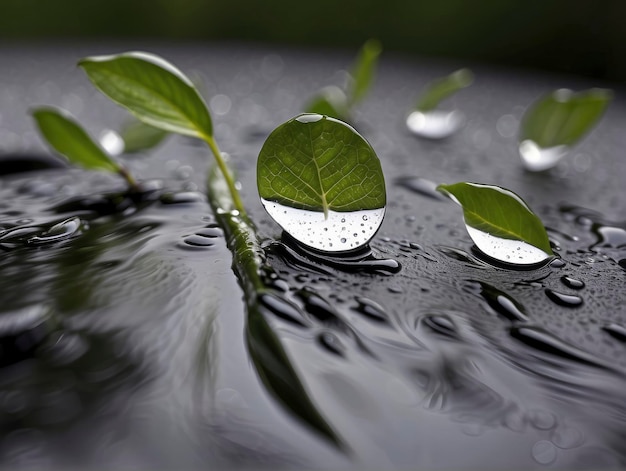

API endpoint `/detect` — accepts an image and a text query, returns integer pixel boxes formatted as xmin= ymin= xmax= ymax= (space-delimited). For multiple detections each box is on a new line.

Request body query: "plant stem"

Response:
xmin=203 ymin=134 xmax=247 ymax=217
xmin=118 ymin=166 xmax=138 ymax=190
xmin=206 ymin=164 xmax=266 ymax=298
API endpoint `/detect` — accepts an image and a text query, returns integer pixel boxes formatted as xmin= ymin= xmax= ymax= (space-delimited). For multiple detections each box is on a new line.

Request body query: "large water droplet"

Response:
xmin=466 ymin=225 xmax=551 ymax=265
xmin=406 ymin=110 xmax=464 ymax=139
xmin=261 ymin=200 xmax=385 ymax=252
xmin=545 ymin=289 xmax=583 ymax=308
xmin=519 ymin=139 xmax=569 ymax=172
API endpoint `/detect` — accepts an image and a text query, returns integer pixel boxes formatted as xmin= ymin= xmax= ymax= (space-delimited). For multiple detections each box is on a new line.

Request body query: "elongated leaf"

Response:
xmin=79 ymin=51 xmax=213 ymax=139
xmin=347 ymin=39 xmax=382 ymax=106
xmin=416 ymin=68 xmax=473 ymax=112
xmin=257 ymin=114 xmax=385 ymax=217
xmin=520 ymin=88 xmax=612 ymax=148
xmin=120 ymin=118 xmax=169 ymax=153
xmin=32 ymin=107 xmax=120 ymax=173
xmin=437 ymin=182 xmax=553 ymax=256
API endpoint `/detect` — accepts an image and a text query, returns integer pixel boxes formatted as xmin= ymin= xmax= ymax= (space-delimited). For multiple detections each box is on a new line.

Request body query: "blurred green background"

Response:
xmin=2 ymin=0 xmax=625 ymax=80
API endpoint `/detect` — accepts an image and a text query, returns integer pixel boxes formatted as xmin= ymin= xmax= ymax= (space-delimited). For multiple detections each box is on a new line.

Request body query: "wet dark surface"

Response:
xmin=1 ymin=42 xmax=626 ymax=469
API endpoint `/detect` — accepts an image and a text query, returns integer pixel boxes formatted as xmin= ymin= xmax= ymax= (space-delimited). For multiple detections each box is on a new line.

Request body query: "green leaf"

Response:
xmin=257 ymin=114 xmax=385 ymax=217
xmin=303 ymin=86 xmax=350 ymax=122
xmin=78 ymin=51 xmax=213 ymax=139
xmin=415 ymin=68 xmax=473 ymax=112
xmin=347 ymin=39 xmax=382 ymax=106
xmin=120 ymin=118 xmax=169 ymax=153
xmin=520 ymin=88 xmax=612 ymax=148
xmin=31 ymin=106 xmax=120 ymax=173
xmin=437 ymin=182 xmax=553 ymax=256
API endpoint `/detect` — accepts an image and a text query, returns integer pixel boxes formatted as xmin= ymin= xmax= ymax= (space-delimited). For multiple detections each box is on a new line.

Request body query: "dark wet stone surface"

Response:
xmin=1 ymin=42 xmax=626 ymax=469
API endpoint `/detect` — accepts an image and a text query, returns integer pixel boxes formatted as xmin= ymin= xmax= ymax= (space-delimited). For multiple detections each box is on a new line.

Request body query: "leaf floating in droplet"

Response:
xmin=437 ymin=182 xmax=553 ymax=265
xmin=79 ymin=51 xmax=213 ymax=139
xmin=408 ymin=68 xmax=473 ymax=139
xmin=257 ymin=114 xmax=386 ymax=252
xmin=519 ymin=88 xmax=612 ymax=171
xmin=31 ymin=107 xmax=121 ymax=173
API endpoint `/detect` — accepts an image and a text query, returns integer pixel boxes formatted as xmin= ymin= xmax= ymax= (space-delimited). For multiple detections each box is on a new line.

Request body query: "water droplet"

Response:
xmin=396 ymin=176 xmax=447 ymax=200
xmin=591 ymin=224 xmax=626 ymax=249
xmin=421 ymin=314 xmax=459 ymax=338
xmin=466 ymin=225 xmax=551 ymax=265
xmin=560 ymin=275 xmax=585 ymax=290
xmin=0 ymin=305 xmax=50 ymax=367
xmin=27 ymin=217 xmax=82 ymax=245
xmin=551 ymin=424 xmax=585 ymax=449
xmin=549 ymin=258 xmax=566 ymax=269
xmin=473 ymin=281 xmax=528 ymax=322
xmin=317 ymin=331 xmax=345 ymax=356
xmin=159 ymin=192 xmax=205 ymax=205
xmin=519 ymin=139 xmax=569 ymax=172
xmin=545 ymin=289 xmax=583 ymax=307
xmin=510 ymin=325 xmax=608 ymax=369
xmin=406 ymin=110 xmax=464 ymax=139
xmin=209 ymin=94 xmax=232 ymax=116
xmin=261 ymin=200 xmax=385 ymax=252
xmin=257 ymin=292 xmax=309 ymax=327
xmin=602 ymin=323 xmax=626 ymax=342
xmin=352 ymin=297 xmax=389 ymax=323
xmin=532 ymin=440 xmax=557 ymax=465
xmin=183 ymin=234 xmax=215 ymax=247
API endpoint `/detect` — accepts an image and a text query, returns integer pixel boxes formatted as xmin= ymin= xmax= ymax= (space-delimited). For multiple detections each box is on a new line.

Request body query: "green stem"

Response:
xmin=203 ymin=134 xmax=247 ymax=217
xmin=118 ymin=165 xmax=139 ymax=191
xmin=206 ymin=164 xmax=266 ymax=299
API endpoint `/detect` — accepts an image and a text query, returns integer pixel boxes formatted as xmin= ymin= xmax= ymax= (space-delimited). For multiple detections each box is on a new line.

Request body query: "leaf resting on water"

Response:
xmin=32 ymin=107 xmax=120 ymax=173
xmin=79 ymin=51 xmax=213 ymax=139
xmin=437 ymin=181 xmax=553 ymax=256
xmin=520 ymin=88 xmax=612 ymax=148
xmin=257 ymin=114 xmax=386 ymax=218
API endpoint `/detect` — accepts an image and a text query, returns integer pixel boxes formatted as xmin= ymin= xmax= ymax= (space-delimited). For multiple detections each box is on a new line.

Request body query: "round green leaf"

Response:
xmin=32 ymin=106 xmax=120 ymax=173
xmin=79 ymin=51 xmax=213 ymax=139
xmin=437 ymin=182 xmax=553 ymax=257
xmin=520 ymin=88 xmax=612 ymax=148
xmin=257 ymin=114 xmax=386 ymax=218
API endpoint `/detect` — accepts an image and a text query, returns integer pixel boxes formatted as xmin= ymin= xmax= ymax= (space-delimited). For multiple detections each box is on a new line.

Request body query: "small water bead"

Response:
xmin=510 ymin=325 xmax=607 ymax=369
xmin=183 ymin=235 xmax=215 ymax=247
xmin=317 ymin=331 xmax=345 ymax=357
xmin=532 ymin=440 xmax=558 ymax=465
xmin=474 ymin=281 xmax=528 ymax=323
xmin=592 ymin=225 xmax=626 ymax=249
xmin=560 ymin=276 xmax=585 ymax=290
xmin=406 ymin=110 xmax=464 ymax=139
xmin=519 ymin=140 xmax=569 ymax=172
xmin=396 ymin=176 xmax=447 ymax=201
xmin=545 ymin=289 xmax=584 ymax=308
xmin=602 ymin=323 xmax=626 ymax=342
xmin=421 ymin=314 xmax=459 ymax=339
xmin=160 ymin=192 xmax=205 ymax=205
xmin=352 ymin=297 xmax=389 ymax=323
xmin=261 ymin=201 xmax=385 ymax=252
xmin=27 ymin=217 xmax=82 ymax=245
xmin=549 ymin=258 xmax=567 ymax=269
